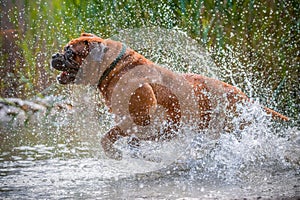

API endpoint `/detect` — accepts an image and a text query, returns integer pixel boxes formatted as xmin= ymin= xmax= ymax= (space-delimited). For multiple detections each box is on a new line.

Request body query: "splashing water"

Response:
xmin=1 ymin=28 xmax=299 ymax=199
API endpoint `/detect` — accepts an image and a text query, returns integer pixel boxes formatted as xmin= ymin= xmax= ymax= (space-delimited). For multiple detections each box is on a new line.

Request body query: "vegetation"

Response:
xmin=1 ymin=0 xmax=299 ymax=119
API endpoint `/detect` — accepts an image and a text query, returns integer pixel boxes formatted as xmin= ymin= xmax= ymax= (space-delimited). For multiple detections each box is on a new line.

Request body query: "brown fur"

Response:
xmin=52 ymin=33 xmax=289 ymax=160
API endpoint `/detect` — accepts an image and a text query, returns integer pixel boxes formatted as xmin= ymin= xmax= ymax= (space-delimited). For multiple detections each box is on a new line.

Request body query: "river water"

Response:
xmin=1 ymin=92 xmax=299 ymax=199
xmin=1 ymin=28 xmax=299 ymax=199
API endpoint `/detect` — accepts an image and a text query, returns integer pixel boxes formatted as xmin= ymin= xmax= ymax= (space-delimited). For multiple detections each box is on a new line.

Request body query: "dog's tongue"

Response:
xmin=57 ymin=71 xmax=76 ymax=84
xmin=61 ymin=71 xmax=68 ymax=76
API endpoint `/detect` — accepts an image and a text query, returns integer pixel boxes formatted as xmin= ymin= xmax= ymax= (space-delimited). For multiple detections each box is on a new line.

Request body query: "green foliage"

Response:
xmin=1 ymin=0 xmax=299 ymax=118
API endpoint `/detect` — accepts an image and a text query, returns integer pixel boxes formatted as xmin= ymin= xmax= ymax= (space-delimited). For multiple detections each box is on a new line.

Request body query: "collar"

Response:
xmin=97 ymin=43 xmax=127 ymax=87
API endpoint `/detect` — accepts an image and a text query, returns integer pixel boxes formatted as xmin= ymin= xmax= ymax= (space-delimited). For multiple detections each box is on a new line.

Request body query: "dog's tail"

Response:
xmin=264 ymin=107 xmax=289 ymax=121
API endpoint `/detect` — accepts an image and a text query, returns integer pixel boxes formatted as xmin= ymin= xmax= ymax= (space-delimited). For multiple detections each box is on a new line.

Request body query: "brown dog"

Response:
xmin=51 ymin=33 xmax=288 ymax=160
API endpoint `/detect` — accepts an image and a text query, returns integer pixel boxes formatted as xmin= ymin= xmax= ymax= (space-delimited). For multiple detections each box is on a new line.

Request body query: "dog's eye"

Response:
xmin=66 ymin=48 xmax=72 ymax=54
xmin=65 ymin=48 xmax=74 ymax=57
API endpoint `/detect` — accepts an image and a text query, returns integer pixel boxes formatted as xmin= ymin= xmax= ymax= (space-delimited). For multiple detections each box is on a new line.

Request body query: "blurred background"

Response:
xmin=1 ymin=0 xmax=299 ymax=120
xmin=1 ymin=2 xmax=300 ymax=198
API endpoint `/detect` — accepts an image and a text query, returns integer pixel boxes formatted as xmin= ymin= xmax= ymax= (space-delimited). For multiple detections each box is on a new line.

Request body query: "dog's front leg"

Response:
xmin=101 ymin=126 xmax=126 ymax=160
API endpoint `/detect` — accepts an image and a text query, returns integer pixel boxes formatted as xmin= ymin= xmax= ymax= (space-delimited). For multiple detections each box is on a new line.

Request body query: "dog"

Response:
xmin=51 ymin=33 xmax=289 ymax=160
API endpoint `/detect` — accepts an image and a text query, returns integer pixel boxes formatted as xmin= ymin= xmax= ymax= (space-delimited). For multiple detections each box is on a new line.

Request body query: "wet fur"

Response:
xmin=51 ymin=33 xmax=289 ymax=160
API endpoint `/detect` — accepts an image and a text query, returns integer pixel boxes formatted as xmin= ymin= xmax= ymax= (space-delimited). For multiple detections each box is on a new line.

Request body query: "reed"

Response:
xmin=1 ymin=0 xmax=299 ymax=118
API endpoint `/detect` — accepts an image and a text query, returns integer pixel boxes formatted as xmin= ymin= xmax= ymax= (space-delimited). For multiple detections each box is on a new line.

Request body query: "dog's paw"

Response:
xmin=142 ymin=154 xmax=162 ymax=163
xmin=129 ymin=149 xmax=162 ymax=163
xmin=105 ymin=148 xmax=123 ymax=160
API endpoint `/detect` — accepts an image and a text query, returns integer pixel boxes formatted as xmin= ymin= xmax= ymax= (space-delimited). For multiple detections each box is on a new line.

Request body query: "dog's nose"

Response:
xmin=52 ymin=53 xmax=60 ymax=59
xmin=51 ymin=53 xmax=65 ymax=70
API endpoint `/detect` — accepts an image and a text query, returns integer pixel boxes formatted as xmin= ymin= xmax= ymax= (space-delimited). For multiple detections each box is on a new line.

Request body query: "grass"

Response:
xmin=0 ymin=0 xmax=299 ymax=119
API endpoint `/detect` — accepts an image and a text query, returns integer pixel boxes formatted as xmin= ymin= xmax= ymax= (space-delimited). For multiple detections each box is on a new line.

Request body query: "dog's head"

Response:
xmin=51 ymin=33 xmax=106 ymax=84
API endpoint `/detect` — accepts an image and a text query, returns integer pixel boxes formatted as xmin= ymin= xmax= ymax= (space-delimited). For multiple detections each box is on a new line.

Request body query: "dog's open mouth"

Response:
xmin=56 ymin=71 xmax=77 ymax=84
xmin=51 ymin=52 xmax=80 ymax=84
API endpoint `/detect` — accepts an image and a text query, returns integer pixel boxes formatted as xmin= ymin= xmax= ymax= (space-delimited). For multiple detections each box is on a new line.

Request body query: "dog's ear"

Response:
xmin=81 ymin=33 xmax=98 ymax=46
xmin=83 ymin=40 xmax=89 ymax=46
xmin=81 ymin=33 xmax=96 ymax=37
xmin=89 ymin=42 xmax=108 ymax=62
xmin=82 ymin=40 xmax=108 ymax=53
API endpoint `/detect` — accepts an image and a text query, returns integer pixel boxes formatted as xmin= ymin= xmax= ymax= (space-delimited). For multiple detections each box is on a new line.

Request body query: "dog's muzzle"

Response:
xmin=51 ymin=53 xmax=68 ymax=71
xmin=51 ymin=53 xmax=79 ymax=84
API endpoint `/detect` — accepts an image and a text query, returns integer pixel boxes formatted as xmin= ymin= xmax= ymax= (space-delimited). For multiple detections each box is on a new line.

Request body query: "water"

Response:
xmin=1 ymin=28 xmax=300 ymax=199
xmin=1 ymin=158 xmax=298 ymax=199
xmin=1 ymin=120 xmax=299 ymax=199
